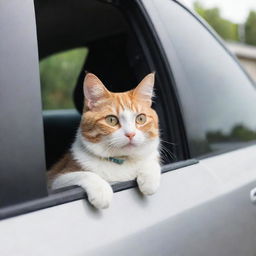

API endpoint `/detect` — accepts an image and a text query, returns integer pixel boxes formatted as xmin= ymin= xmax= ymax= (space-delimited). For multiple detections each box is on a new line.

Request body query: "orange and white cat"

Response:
xmin=48 ymin=72 xmax=161 ymax=209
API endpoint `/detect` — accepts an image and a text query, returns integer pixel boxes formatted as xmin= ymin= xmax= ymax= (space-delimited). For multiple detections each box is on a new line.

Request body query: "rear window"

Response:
xmin=40 ymin=47 xmax=88 ymax=110
xmin=152 ymin=0 xmax=256 ymax=157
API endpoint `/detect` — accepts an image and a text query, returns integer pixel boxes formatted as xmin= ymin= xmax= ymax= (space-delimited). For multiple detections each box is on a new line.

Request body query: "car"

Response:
xmin=1 ymin=0 xmax=256 ymax=255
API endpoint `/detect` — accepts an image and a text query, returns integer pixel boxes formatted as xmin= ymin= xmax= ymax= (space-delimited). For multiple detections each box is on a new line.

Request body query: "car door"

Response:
xmin=1 ymin=0 xmax=256 ymax=256
xmin=139 ymin=0 xmax=256 ymax=254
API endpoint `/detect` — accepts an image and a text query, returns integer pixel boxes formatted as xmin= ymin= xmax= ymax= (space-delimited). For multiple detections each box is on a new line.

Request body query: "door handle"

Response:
xmin=250 ymin=187 xmax=256 ymax=203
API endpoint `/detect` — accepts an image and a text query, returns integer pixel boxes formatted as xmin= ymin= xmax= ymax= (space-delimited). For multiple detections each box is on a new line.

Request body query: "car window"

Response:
xmin=149 ymin=0 xmax=256 ymax=157
xmin=40 ymin=47 xmax=88 ymax=110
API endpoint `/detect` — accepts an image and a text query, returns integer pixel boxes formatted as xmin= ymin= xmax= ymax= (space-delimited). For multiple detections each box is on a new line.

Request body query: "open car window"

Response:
xmin=0 ymin=0 xmax=193 ymax=218
xmin=36 ymin=0 xmax=182 ymax=171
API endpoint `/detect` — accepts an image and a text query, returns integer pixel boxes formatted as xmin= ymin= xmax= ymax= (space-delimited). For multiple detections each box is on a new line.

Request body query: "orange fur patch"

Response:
xmin=81 ymin=89 xmax=159 ymax=143
xmin=48 ymin=153 xmax=83 ymax=182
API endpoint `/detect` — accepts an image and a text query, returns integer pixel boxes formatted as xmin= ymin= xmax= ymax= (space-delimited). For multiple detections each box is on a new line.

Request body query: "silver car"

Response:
xmin=1 ymin=0 xmax=256 ymax=255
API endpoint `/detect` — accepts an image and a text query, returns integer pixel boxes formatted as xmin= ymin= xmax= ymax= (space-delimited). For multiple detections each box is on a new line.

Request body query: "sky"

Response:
xmin=182 ymin=0 xmax=256 ymax=23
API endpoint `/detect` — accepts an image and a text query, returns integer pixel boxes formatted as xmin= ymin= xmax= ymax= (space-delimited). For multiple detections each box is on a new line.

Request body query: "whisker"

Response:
xmin=160 ymin=140 xmax=177 ymax=146
xmin=164 ymin=147 xmax=177 ymax=160
xmin=159 ymin=144 xmax=177 ymax=161
xmin=159 ymin=148 xmax=170 ymax=163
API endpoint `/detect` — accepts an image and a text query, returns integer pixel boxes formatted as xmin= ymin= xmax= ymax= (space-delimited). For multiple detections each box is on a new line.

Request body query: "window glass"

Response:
xmin=153 ymin=0 xmax=256 ymax=157
xmin=40 ymin=48 xmax=88 ymax=110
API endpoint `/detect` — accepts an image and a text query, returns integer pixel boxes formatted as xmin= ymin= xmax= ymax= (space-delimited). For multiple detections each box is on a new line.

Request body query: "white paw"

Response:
xmin=137 ymin=172 xmax=160 ymax=196
xmin=86 ymin=179 xmax=113 ymax=209
xmin=51 ymin=171 xmax=114 ymax=209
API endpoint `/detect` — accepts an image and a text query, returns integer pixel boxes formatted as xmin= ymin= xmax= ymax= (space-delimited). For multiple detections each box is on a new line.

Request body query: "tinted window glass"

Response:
xmin=151 ymin=0 xmax=256 ymax=157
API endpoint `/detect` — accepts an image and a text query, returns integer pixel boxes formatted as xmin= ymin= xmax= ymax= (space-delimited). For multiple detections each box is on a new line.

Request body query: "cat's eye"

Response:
xmin=136 ymin=114 xmax=147 ymax=125
xmin=105 ymin=115 xmax=119 ymax=126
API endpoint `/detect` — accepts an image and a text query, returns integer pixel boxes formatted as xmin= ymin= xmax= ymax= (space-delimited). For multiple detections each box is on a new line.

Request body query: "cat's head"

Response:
xmin=80 ymin=73 xmax=159 ymax=158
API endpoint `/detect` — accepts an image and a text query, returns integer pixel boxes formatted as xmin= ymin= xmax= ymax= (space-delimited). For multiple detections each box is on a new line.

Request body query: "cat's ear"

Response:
xmin=83 ymin=73 xmax=110 ymax=109
xmin=133 ymin=72 xmax=155 ymax=106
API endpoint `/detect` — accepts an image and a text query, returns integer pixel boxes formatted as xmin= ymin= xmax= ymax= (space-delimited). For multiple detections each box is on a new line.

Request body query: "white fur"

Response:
xmin=52 ymin=171 xmax=113 ymax=209
xmin=51 ymin=108 xmax=161 ymax=209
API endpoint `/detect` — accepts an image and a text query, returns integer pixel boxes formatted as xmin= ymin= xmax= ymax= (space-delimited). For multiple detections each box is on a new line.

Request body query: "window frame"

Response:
xmin=0 ymin=0 xmax=48 ymax=208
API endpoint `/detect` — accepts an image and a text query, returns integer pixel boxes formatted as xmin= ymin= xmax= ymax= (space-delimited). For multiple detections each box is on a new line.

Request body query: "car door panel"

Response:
xmin=1 ymin=146 xmax=256 ymax=255
xmin=94 ymin=181 xmax=256 ymax=256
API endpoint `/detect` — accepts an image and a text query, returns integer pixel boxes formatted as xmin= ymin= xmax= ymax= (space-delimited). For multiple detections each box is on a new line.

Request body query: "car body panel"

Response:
xmin=1 ymin=0 xmax=256 ymax=255
xmin=1 ymin=145 xmax=256 ymax=255
xmin=0 ymin=0 xmax=47 ymax=207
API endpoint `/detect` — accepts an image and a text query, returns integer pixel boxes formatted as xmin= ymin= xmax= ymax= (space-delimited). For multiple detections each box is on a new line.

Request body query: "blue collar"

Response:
xmin=104 ymin=157 xmax=125 ymax=165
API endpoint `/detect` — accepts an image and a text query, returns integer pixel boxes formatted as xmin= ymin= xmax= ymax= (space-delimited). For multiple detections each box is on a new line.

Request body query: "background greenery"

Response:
xmin=194 ymin=1 xmax=256 ymax=45
xmin=40 ymin=48 xmax=88 ymax=110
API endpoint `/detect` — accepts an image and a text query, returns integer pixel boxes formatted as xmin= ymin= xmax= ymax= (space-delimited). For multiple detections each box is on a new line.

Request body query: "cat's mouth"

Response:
xmin=122 ymin=141 xmax=137 ymax=148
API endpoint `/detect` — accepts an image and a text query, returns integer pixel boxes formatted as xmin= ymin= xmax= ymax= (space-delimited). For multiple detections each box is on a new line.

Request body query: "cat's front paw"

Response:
xmin=87 ymin=179 xmax=113 ymax=209
xmin=51 ymin=171 xmax=113 ymax=209
xmin=137 ymin=167 xmax=161 ymax=195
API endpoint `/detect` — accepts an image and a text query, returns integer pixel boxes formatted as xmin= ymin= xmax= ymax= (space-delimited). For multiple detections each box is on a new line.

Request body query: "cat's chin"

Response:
xmin=121 ymin=142 xmax=137 ymax=149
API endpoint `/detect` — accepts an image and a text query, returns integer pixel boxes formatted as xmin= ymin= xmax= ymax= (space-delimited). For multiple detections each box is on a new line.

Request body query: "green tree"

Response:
xmin=231 ymin=124 xmax=256 ymax=141
xmin=206 ymin=124 xmax=256 ymax=142
xmin=40 ymin=48 xmax=88 ymax=110
xmin=245 ymin=11 xmax=256 ymax=45
xmin=193 ymin=1 xmax=239 ymax=41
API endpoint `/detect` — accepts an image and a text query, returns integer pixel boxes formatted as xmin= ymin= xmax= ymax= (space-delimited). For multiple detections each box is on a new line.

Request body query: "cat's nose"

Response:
xmin=125 ymin=132 xmax=136 ymax=140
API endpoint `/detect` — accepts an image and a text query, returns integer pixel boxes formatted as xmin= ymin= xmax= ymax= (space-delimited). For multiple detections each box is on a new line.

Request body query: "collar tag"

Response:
xmin=107 ymin=157 xmax=125 ymax=165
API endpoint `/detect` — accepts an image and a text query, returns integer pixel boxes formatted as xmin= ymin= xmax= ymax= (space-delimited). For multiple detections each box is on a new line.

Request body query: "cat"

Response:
xmin=47 ymin=72 xmax=161 ymax=209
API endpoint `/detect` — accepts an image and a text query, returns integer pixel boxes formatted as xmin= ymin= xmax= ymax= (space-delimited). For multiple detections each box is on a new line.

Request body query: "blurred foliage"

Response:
xmin=40 ymin=48 xmax=88 ymax=110
xmin=207 ymin=124 xmax=256 ymax=142
xmin=193 ymin=1 xmax=239 ymax=41
xmin=194 ymin=1 xmax=256 ymax=45
xmin=245 ymin=11 xmax=256 ymax=46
